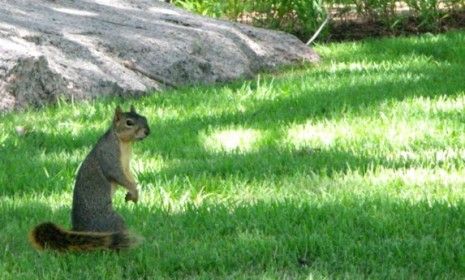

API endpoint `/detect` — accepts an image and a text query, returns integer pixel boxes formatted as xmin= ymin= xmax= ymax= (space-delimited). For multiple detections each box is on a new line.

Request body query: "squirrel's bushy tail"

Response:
xmin=29 ymin=222 xmax=140 ymax=251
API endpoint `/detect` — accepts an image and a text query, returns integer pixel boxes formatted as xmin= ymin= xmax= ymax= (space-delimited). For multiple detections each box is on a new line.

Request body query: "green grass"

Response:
xmin=2 ymin=30 xmax=465 ymax=279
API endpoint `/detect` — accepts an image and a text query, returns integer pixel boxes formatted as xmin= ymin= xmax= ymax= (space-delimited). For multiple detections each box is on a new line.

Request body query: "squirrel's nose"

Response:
xmin=145 ymin=127 xmax=150 ymax=136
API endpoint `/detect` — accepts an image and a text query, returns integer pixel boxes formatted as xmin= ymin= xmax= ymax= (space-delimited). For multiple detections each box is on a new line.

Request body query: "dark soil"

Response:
xmin=327 ymin=10 xmax=465 ymax=41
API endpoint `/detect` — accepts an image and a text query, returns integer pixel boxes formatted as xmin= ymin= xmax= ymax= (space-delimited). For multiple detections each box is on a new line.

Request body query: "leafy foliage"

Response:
xmin=172 ymin=0 xmax=328 ymax=39
xmin=172 ymin=0 xmax=465 ymax=40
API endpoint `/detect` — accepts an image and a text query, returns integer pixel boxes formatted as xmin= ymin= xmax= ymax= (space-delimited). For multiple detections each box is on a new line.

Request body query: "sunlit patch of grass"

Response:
xmin=285 ymin=121 xmax=352 ymax=149
xmin=2 ymin=31 xmax=465 ymax=278
xmin=200 ymin=127 xmax=263 ymax=154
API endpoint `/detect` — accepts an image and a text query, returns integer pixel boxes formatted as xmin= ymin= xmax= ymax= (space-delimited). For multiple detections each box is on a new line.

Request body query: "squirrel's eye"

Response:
xmin=126 ymin=119 xmax=135 ymax=126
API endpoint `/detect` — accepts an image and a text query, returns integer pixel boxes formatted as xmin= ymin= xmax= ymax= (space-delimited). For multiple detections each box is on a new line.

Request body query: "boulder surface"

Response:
xmin=0 ymin=0 xmax=319 ymax=111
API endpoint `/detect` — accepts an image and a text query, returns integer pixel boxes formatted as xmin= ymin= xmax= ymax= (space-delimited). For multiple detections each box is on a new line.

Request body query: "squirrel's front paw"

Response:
xmin=125 ymin=189 xmax=139 ymax=203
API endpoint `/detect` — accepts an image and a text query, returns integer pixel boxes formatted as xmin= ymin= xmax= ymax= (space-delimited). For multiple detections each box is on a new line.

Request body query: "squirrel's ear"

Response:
xmin=114 ymin=106 xmax=123 ymax=122
xmin=130 ymin=105 xmax=136 ymax=113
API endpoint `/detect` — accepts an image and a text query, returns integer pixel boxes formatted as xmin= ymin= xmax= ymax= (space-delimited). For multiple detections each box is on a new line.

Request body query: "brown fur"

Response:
xmin=28 ymin=106 xmax=149 ymax=252
xmin=28 ymin=222 xmax=138 ymax=251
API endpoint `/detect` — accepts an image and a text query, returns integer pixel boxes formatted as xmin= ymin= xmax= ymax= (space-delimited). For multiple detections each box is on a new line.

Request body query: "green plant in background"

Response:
xmin=405 ymin=0 xmax=441 ymax=30
xmin=171 ymin=0 xmax=329 ymax=40
xmin=361 ymin=0 xmax=396 ymax=20
xmin=172 ymin=0 xmax=465 ymax=41
xmin=245 ymin=0 xmax=327 ymax=39
xmin=173 ymin=0 xmax=226 ymax=17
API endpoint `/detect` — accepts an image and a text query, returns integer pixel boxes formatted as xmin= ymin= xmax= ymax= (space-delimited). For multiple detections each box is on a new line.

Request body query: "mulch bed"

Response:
xmin=327 ymin=10 xmax=465 ymax=41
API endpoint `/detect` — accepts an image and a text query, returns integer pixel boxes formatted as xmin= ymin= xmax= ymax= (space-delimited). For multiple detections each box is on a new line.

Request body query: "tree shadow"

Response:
xmin=140 ymin=57 xmax=465 ymax=181
xmin=1 ymin=129 xmax=100 ymax=196
xmin=134 ymin=197 xmax=465 ymax=278
xmin=320 ymin=30 xmax=465 ymax=63
xmin=4 ymin=31 xmax=465 ymax=196
xmin=6 ymin=197 xmax=465 ymax=278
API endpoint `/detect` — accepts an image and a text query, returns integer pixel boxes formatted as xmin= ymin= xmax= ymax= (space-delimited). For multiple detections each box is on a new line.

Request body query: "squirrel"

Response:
xmin=29 ymin=105 xmax=150 ymax=251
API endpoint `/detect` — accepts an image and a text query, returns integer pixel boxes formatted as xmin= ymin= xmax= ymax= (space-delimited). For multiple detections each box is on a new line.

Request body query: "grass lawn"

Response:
xmin=2 ymin=30 xmax=465 ymax=279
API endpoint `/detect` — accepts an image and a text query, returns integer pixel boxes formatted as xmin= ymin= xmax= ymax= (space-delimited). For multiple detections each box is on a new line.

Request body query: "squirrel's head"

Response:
xmin=113 ymin=105 xmax=150 ymax=142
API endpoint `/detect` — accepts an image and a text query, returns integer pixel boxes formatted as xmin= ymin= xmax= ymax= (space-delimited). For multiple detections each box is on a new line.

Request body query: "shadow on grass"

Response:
xmin=135 ymin=198 xmax=465 ymax=278
xmin=144 ymin=61 xmax=465 ymax=180
xmin=0 ymin=129 xmax=101 ymax=196
xmin=321 ymin=30 xmax=465 ymax=63
xmin=5 ymin=197 xmax=465 ymax=278
xmin=3 ymin=32 xmax=465 ymax=196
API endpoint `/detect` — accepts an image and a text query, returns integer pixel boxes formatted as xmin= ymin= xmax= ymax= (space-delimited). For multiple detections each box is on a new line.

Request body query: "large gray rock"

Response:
xmin=0 ymin=0 xmax=319 ymax=111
